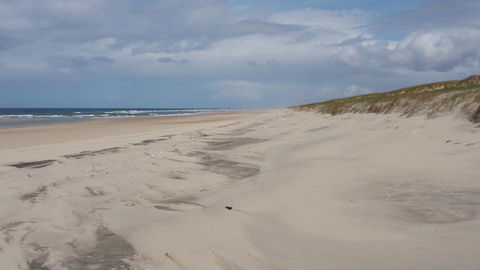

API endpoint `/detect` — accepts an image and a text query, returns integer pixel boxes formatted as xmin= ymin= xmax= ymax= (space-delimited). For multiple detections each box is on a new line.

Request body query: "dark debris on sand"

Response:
xmin=9 ymin=160 xmax=56 ymax=169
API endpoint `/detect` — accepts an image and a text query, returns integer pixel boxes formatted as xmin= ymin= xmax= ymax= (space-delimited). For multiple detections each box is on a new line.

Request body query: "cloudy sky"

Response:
xmin=1 ymin=0 xmax=479 ymax=108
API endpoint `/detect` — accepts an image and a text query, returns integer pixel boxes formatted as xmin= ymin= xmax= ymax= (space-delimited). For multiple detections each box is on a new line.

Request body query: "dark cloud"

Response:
xmin=157 ymin=57 xmax=189 ymax=63
xmin=157 ymin=57 xmax=176 ymax=63
xmin=93 ymin=56 xmax=115 ymax=63
xmin=47 ymin=56 xmax=89 ymax=70
xmin=0 ymin=35 xmax=22 ymax=51
xmin=228 ymin=20 xmax=304 ymax=35
xmin=377 ymin=0 xmax=480 ymax=33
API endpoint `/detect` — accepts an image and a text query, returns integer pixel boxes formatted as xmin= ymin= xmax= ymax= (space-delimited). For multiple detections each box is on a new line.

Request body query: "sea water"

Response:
xmin=0 ymin=108 xmax=229 ymax=128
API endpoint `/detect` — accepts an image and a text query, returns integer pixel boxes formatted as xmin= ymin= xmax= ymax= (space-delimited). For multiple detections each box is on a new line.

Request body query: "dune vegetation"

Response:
xmin=292 ymin=75 xmax=480 ymax=123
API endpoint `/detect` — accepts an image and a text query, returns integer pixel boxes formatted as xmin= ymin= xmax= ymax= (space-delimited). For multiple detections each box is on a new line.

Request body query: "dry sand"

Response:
xmin=0 ymin=109 xmax=479 ymax=269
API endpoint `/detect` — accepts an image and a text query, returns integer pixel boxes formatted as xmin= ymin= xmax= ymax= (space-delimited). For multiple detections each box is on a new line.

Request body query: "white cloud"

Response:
xmin=207 ymin=80 xmax=321 ymax=107
xmin=209 ymin=80 xmax=301 ymax=101
xmin=344 ymin=84 xmax=371 ymax=97
xmin=210 ymin=80 xmax=263 ymax=100
xmin=3 ymin=2 xmax=476 ymax=79
xmin=389 ymin=28 xmax=480 ymax=71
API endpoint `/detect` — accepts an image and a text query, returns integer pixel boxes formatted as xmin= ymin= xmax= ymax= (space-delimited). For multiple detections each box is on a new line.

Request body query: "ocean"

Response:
xmin=0 ymin=108 xmax=229 ymax=128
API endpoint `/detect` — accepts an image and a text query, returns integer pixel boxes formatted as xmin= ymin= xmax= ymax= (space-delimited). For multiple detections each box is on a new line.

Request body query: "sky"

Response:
xmin=0 ymin=0 xmax=479 ymax=108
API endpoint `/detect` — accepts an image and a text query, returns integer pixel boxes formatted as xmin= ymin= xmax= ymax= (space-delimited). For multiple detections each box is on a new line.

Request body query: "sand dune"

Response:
xmin=1 ymin=109 xmax=479 ymax=269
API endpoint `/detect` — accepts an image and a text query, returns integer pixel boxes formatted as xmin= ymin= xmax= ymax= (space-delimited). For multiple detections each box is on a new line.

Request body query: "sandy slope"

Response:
xmin=0 ymin=109 xmax=479 ymax=269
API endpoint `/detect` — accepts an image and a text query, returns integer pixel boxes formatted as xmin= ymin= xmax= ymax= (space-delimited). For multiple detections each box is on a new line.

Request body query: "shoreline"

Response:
xmin=0 ymin=117 xmax=93 ymax=130
xmin=0 ymin=109 xmax=236 ymax=130
xmin=0 ymin=110 xmax=262 ymax=150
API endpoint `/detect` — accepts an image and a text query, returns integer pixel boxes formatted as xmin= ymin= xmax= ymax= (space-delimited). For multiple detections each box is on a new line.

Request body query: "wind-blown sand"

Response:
xmin=1 ymin=109 xmax=479 ymax=269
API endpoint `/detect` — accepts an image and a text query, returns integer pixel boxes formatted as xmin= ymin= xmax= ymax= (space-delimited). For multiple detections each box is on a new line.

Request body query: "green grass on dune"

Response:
xmin=292 ymin=75 xmax=480 ymax=123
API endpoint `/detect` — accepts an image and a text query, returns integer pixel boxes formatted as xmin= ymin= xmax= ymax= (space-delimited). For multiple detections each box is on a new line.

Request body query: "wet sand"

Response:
xmin=1 ymin=109 xmax=480 ymax=269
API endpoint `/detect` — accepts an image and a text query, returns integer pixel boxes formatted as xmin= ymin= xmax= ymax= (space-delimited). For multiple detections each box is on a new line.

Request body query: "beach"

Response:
xmin=1 ymin=109 xmax=480 ymax=269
